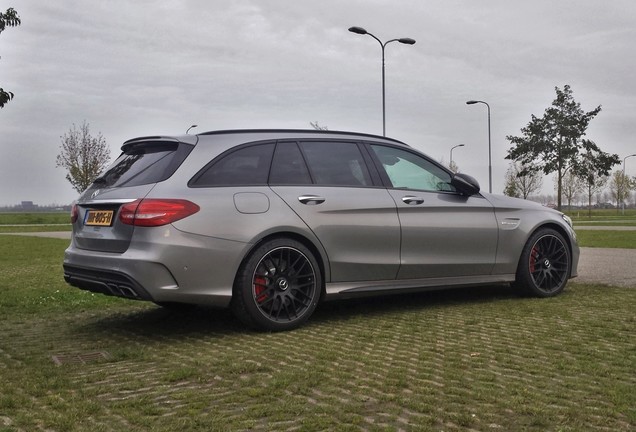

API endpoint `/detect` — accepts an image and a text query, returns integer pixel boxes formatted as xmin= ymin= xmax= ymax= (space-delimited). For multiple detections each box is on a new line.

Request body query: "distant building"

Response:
xmin=20 ymin=201 xmax=37 ymax=210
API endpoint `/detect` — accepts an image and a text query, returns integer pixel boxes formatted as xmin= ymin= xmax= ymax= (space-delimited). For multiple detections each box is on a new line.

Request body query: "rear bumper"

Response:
xmin=63 ymin=226 xmax=250 ymax=308
xmin=63 ymin=264 xmax=154 ymax=300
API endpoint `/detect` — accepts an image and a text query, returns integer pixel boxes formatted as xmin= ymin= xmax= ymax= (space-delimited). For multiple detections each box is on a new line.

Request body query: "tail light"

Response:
xmin=70 ymin=203 xmax=79 ymax=224
xmin=119 ymin=199 xmax=200 ymax=227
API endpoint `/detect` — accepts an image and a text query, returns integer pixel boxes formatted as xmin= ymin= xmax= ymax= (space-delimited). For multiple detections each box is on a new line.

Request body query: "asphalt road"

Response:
xmin=4 ymin=231 xmax=635 ymax=288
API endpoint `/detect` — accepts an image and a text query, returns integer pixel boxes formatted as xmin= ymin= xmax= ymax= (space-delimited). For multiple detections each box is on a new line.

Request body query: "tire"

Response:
xmin=231 ymin=238 xmax=322 ymax=331
xmin=514 ymin=228 xmax=571 ymax=297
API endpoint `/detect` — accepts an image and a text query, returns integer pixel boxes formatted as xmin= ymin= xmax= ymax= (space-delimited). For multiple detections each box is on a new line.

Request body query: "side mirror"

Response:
xmin=451 ymin=173 xmax=480 ymax=196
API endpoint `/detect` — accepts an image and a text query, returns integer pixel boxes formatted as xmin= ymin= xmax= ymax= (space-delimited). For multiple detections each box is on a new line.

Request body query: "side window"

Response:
xmin=269 ymin=142 xmax=312 ymax=185
xmin=190 ymin=143 xmax=274 ymax=187
xmin=370 ymin=145 xmax=455 ymax=192
xmin=299 ymin=141 xmax=372 ymax=187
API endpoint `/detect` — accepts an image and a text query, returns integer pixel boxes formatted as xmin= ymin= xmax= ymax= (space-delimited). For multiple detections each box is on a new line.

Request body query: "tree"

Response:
xmin=503 ymin=162 xmax=543 ymax=199
xmin=448 ymin=160 xmax=459 ymax=174
xmin=56 ymin=121 xmax=111 ymax=193
xmin=0 ymin=7 xmax=21 ymax=108
xmin=506 ymin=85 xmax=602 ymax=211
xmin=572 ymin=141 xmax=619 ymax=217
xmin=558 ymin=171 xmax=583 ymax=210
xmin=608 ymin=170 xmax=635 ymax=211
xmin=503 ymin=171 xmax=520 ymax=198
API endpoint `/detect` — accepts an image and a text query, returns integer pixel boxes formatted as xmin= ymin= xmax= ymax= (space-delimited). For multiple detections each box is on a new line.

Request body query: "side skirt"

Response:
xmin=324 ymin=274 xmax=516 ymax=300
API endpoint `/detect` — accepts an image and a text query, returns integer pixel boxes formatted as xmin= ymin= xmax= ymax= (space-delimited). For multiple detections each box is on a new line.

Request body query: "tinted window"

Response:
xmin=269 ymin=142 xmax=312 ymax=185
xmin=300 ymin=141 xmax=372 ymax=187
xmin=191 ymin=143 xmax=274 ymax=186
xmin=94 ymin=142 xmax=192 ymax=188
xmin=371 ymin=145 xmax=455 ymax=192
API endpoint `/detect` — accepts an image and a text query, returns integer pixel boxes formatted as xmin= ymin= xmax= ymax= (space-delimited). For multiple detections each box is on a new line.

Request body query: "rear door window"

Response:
xmin=269 ymin=141 xmax=312 ymax=185
xmin=299 ymin=141 xmax=372 ymax=187
xmin=95 ymin=142 xmax=192 ymax=188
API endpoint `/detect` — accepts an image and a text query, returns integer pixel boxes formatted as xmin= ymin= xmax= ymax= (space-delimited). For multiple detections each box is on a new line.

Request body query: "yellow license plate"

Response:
xmin=84 ymin=210 xmax=114 ymax=226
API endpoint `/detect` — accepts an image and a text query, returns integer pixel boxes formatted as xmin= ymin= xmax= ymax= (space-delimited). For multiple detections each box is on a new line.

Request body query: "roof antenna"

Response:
xmin=186 ymin=124 xmax=198 ymax=134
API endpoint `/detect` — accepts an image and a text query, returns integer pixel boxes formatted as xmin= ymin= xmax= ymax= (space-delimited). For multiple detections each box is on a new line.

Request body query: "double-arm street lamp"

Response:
xmin=349 ymin=26 xmax=416 ymax=137
xmin=466 ymin=100 xmax=492 ymax=193
xmin=623 ymin=153 xmax=636 ymax=214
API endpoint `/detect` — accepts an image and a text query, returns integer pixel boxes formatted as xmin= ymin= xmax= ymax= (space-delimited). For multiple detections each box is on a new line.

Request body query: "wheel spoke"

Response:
xmin=274 ymin=297 xmax=285 ymax=320
xmin=290 ymin=291 xmax=311 ymax=306
xmin=262 ymin=258 xmax=277 ymax=276
xmin=290 ymin=252 xmax=306 ymax=272
xmin=535 ymin=271 xmax=547 ymax=287
xmin=284 ymin=301 xmax=297 ymax=320
xmin=294 ymin=281 xmax=314 ymax=291
xmin=255 ymin=288 xmax=276 ymax=307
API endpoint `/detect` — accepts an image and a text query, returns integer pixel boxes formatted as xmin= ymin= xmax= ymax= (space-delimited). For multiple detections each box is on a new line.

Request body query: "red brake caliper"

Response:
xmin=254 ymin=276 xmax=268 ymax=303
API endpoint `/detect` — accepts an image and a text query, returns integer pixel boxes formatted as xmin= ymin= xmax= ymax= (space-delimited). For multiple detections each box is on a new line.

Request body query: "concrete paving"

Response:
xmin=576 ymin=247 xmax=636 ymax=287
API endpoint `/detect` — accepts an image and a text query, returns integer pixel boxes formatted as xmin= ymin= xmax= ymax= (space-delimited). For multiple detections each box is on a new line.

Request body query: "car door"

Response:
xmin=368 ymin=144 xmax=499 ymax=280
xmin=269 ymin=140 xmax=401 ymax=282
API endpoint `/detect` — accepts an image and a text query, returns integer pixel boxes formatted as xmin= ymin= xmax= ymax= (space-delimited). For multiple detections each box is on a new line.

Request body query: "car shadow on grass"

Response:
xmin=83 ymin=304 xmax=244 ymax=339
xmin=82 ymin=284 xmax=521 ymax=340
xmin=312 ymin=284 xmax=520 ymax=323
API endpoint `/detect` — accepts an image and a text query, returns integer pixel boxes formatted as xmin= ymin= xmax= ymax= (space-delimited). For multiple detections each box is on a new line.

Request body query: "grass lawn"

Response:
xmin=0 ymin=212 xmax=69 ymax=225
xmin=566 ymin=208 xmax=636 ymax=225
xmin=575 ymin=230 xmax=636 ymax=249
xmin=0 ymin=212 xmax=71 ymax=233
xmin=0 ymin=235 xmax=634 ymax=431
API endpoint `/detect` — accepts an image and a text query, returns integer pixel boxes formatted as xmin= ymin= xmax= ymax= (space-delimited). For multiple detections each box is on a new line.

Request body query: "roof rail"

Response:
xmin=196 ymin=128 xmax=406 ymax=145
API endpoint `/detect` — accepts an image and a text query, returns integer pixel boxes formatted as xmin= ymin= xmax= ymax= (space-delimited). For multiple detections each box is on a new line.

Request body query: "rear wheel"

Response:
xmin=231 ymin=238 xmax=321 ymax=331
xmin=514 ymin=228 xmax=571 ymax=297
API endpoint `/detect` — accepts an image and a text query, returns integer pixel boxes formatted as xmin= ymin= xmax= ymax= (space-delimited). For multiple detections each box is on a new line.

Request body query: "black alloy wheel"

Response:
xmin=515 ymin=228 xmax=571 ymax=297
xmin=232 ymin=238 xmax=321 ymax=331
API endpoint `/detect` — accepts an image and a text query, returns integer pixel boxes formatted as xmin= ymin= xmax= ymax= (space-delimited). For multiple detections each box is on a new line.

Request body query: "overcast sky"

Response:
xmin=1 ymin=0 xmax=635 ymax=206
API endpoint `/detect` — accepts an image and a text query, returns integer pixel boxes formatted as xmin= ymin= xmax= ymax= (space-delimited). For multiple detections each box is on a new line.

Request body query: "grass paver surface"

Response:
xmin=1 ymin=236 xmax=634 ymax=431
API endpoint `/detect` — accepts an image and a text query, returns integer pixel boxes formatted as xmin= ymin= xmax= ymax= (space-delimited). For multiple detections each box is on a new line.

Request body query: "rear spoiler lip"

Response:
xmin=121 ymin=135 xmax=198 ymax=152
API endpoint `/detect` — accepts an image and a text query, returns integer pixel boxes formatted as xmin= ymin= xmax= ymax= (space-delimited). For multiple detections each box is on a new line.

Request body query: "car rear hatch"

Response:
xmin=72 ymin=136 xmax=195 ymax=253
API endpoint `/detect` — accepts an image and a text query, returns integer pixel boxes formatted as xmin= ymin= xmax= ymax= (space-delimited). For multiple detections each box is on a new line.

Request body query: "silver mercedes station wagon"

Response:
xmin=64 ymin=129 xmax=579 ymax=331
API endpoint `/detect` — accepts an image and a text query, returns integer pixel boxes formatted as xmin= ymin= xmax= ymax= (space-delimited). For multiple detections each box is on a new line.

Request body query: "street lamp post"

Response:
xmin=186 ymin=124 xmax=198 ymax=134
xmin=466 ymin=100 xmax=492 ymax=193
xmin=450 ymin=144 xmax=465 ymax=171
xmin=349 ymin=26 xmax=415 ymax=137
xmin=622 ymin=153 xmax=636 ymax=214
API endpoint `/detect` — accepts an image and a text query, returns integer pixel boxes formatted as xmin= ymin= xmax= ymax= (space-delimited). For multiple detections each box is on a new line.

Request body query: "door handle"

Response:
xmin=298 ymin=195 xmax=326 ymax=205
xmin=402 ymin=196 xmax=424 ymax=205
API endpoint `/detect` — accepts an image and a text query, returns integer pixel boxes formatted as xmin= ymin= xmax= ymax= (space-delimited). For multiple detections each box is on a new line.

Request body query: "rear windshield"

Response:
xmin=93 ymin=142 xmax=192 ymax=188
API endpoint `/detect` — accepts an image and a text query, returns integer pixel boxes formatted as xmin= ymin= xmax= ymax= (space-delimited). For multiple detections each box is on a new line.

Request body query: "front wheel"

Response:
xmin=514 ymin=228 xmax=571 ymax=297
xmin=231 ymin=238 xmax=322 ymax=331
